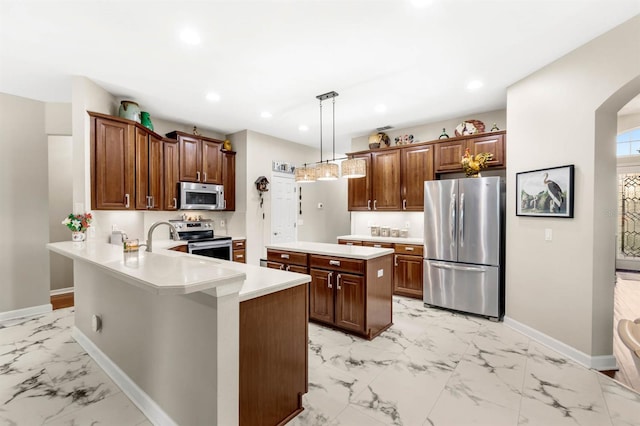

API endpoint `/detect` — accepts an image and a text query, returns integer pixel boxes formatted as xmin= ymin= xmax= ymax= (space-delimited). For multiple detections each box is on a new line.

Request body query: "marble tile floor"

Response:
xmin=1 ymin=297 xmax=639 ymax=426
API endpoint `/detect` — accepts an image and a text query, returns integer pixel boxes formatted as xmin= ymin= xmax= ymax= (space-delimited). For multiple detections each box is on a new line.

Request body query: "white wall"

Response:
xmin=0 ymin=93 xmax=50 ymax=312
xmin=48 ymin=135 xmax=74 ymax=291
xmin=351 ymin=109 xmax=506 ymax=152
xmin=618 ymin=111 xmax=640 ymax=133
xmin=506 ymin=15 xmax=640 ymax=360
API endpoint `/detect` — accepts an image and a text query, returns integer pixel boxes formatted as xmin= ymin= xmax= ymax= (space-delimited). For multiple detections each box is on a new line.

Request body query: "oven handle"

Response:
xmin=188 ymin=241 xmax=233 ymax=249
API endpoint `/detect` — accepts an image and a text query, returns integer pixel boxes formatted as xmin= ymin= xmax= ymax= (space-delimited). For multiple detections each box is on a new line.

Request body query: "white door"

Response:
xmin=271 ymin=173 xmax=297 ymax=243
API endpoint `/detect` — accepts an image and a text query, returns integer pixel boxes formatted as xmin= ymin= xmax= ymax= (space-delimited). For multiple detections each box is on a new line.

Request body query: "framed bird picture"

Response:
xmin=516 ymin=165 xmax=575 ymax=218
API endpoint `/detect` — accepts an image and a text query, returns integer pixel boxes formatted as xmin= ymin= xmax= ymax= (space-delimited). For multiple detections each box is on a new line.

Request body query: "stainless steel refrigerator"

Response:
xmin=423 ymin=176 xmax=505 ymax=320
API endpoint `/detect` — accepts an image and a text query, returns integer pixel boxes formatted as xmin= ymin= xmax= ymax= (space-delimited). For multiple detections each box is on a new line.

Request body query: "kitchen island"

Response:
xmin=47 ymin=241 xmax=310 ymax=426
xmin=265 ymin=242 xmax=394 ymax=340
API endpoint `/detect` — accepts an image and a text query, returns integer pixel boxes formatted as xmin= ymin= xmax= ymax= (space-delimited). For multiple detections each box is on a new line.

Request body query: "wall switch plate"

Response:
xmin=220 ymin=219 xmax=226 ymax=228
xmin=298 ymin=219 xmax=304 ymax=226
xmin=545 ymin=228 xmax=552 ymax=241
xmin=377 ymin=269 xmax=384 ymax=277
xmin=405 ymin=221 xmax=411 ymax=228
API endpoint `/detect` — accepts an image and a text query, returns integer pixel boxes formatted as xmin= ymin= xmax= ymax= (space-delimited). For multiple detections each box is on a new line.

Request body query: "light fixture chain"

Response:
xmin=319 ymin=99 xmax=323 ymax=163
xmin=332 ymin=97 xmax=336 ymax=161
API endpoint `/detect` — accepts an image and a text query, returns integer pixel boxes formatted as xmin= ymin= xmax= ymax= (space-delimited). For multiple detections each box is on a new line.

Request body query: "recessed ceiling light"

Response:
xmin=375 ymin=104 xmax=387 ymax=113
xmin=180 ymin=28 xmax=201 ymax=46
xmin=206 ymin=92 xmax=220 ymax=102
xmin=299 ymin=125 xmax=309 ymax=132
xmin=261 ymin=111 xmax=272 ymax=119
xmin=467 ymin=80 xmax=484 ymax=90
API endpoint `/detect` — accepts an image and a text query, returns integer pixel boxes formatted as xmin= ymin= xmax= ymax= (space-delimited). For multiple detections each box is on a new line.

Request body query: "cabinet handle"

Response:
xmin=223 ymin=199 xmax=227 ymax=209
xmin=286 ymin=265 xmax=290 ymax=271
xmin=329 ymin=260 xmax=341 ymax=266
xmin=196 ymin=171 xmax=201 ymax=182
xmin=237 ymin=254 xmax=244 ymax=259
xmin=203 ymin=172 xmax=207 ymax=182
xmin=327 ymin=271 xmax=333 ymax=289
xmin=373 ymin=200 xmax=377 ymax=210
xmin=173 ymin=198 xmax=178 ymax=209
xmin=374 ymin=244 xmax=382 ymax=248
xmin=279 ymin=264 xmax=284 ymax=270
xmin=367 ymin=200 xmax=371 ymax=210
xmin=146 ymin=195 xmax=152 ymax=209
xmin=405 ymin=247 xmax=414 ymax=251
xmin=346 ymin=242 xmax=353 ymax=246
xmin=150 ymin=196 xmax=154 ymax=208
xmin=394 ymin=255 xmax=398 ymax=267
xmin=125 ymin=193 xmax=130 ymax=208
xmin=403 ymin=199 xmax=407 ymax=210
xmin=281 ymin=253 xmax=289 ymax=259
xmin=336 ymin=274 xmax=342 ymax=290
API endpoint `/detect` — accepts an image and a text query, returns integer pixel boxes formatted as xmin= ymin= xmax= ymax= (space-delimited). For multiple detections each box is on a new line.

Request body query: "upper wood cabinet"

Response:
xmin=401 ymin=145 xmax=434 ymax=211
xmin=167 ymin=131 xmax=223 ymax=184
xmin=135 ymin=128 xmax=163 ymax=210
xmin=347 ymin=153 xmax=373 ymax=211
xmin=371 ymin=150 xmax=402 ymax=211
xmin=163 ymin=138 xmax=180 ymax=210
xmin=222 ymin=150 xmax=236 ymax=211
xmin=434 ymin=131 xmax=505 ymax=173
xmin=90 ymin=114 xmax=135 ymax=210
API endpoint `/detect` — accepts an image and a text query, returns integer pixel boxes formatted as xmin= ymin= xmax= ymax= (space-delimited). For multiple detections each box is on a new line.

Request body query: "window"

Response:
xmin=616 ymin=127 xmax=640 ymax=157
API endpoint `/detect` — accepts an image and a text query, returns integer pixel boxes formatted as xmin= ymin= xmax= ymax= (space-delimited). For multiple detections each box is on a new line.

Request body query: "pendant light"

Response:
xmin=294 ymin=164 xmax=316 ymax=182
xmin=341 ymin=157 xmax=366 ymax=178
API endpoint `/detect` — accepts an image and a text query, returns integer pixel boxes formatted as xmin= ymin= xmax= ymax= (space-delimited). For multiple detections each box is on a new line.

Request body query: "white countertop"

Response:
xmin=337 ymin=234 xmax=424 ymax=245
xmin=265 ymin=241 xmax=394 ymax=260
xmin=47 ymin=241 xmax=310 ymax=299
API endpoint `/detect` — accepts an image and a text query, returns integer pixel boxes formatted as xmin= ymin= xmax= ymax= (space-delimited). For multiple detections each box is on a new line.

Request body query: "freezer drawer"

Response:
xmin=423 ymin=259 xmax=499 ymax=318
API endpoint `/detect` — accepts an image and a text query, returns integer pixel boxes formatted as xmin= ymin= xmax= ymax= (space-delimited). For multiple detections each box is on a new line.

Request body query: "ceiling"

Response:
xmin=1 ymin=1 xmax=639 ymax=153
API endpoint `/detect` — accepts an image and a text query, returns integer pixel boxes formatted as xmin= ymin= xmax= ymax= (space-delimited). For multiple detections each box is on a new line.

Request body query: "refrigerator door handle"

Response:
xmin=450 ymin=195 xmax=456 ymax=245
xmin=431 ymin=262 xmax=487 ymax=273
xmin=459 ymin=192 xmax=465 ymax=247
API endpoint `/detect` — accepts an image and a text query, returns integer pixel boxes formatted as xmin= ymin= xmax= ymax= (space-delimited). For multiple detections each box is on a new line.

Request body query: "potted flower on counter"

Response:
xmin=62 ymin=212 xmax=93 ymax=241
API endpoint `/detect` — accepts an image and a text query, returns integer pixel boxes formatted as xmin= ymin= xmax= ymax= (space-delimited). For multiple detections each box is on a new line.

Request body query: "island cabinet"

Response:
xmin=163 ymin=138 xmax=180 ymax=210
xmin=309 ymin=253 xmax=393 ymax=339
xmin=393 ymin=243 xmax=424 ymax=299
xmin=222 ymin=150 xmax=236 ymax=211
xmin=266 ymin=249 xmax=309 ymax=274
xmin=434 ymin=131 xmax=505 ymax=173
xmin=166 ymin=131 xmax=223 ymax=184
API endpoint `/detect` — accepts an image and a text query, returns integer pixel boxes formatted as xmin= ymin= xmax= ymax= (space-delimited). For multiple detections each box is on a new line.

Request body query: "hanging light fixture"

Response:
xmin=295 ymin=90 xmax=366 ymax=182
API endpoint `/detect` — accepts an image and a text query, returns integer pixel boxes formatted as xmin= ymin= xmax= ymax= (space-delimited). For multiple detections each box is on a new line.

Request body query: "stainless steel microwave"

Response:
xmin=179 ymin=182 xmax=225 ymax=210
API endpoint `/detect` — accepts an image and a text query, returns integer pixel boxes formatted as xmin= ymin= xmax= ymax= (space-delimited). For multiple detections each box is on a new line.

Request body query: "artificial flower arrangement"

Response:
xmin=62 ymin=212 xmax=93 ymax=232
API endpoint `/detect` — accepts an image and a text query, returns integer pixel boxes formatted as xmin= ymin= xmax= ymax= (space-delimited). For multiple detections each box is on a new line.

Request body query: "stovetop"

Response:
xmin=169 ymin=219 xmax=231 ymax=242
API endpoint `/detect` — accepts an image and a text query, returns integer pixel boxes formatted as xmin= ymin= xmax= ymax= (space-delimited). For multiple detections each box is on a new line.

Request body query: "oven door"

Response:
xmin=188 ymin=240 xmax=232 ymax=261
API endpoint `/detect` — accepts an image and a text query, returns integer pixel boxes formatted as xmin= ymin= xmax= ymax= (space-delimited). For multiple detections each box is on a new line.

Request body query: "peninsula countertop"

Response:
xmin=265 ymin=241 xmax=394 ymax=259
xmin=47 ymin=241 xmax=310 ymax=299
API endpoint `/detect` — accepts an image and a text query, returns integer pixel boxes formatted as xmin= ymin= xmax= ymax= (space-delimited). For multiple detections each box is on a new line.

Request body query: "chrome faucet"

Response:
xmin=143 ymin=221 xmax=178 ymax=253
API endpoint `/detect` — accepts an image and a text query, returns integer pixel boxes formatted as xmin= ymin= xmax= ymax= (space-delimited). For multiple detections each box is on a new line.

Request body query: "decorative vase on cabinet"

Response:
xmin=140 ymin=111 xmax=154 ymax=130
xmin=118 ymin=100 xmax=141 ymax=123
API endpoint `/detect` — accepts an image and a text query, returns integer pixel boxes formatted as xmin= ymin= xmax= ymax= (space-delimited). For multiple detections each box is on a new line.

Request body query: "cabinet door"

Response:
xmin=179 ymin=135 xmax=201 ymax=182
xmin=222 ymin=151 xmax=236 ymax=211
xmin=233 ymin=249 xmax=246 ymax=263
xmin=470 ymin=133 xmax=505 ymax=168
xmin=148 ymin=133 xmax=163 ymax=210
xmin=309 ymin=268 xmax=335 ymax=324
xmin=434 ymin=139 xmax=465 ymax=172
xmin=93 ymin=117 xmax=135 ymax=210
xmin=134 ymin=127 xmax=150 ymax=209
xmin=163 ymin=139 xmax=180 ymax=210
xmin=202 ymin=139 xmax=222 ymax=184
xmin=393 ymin=254 xmax=423 ymax=299
xmin=371 ymin=150 xmax=401 ymax=210
xmin=401 ymin=145 xmax=434 ymax=211
xmin=347 ymin=153 xmax=372 ymax=211
xmin=335 ymin=272 xmax=365 ymax=333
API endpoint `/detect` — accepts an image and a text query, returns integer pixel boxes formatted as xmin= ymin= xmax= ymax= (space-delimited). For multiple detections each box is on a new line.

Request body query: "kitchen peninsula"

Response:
xmin=47 ymin=241 xmax=310 ymax=426
xmin=265 ymin=242 xmax=394 ymax=340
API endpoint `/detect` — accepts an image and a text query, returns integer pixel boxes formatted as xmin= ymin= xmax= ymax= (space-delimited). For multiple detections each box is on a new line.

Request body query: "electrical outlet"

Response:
xmin=404 ymin=221 xmax=410 ymax=228
xmin=545 ymin=228 xmax=552 ymax=241
xmin=220 ymin=219 xmax=226 ymax=228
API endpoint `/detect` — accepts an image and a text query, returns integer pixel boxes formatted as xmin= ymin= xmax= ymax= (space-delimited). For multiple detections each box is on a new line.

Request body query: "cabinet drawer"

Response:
xmin=266 ymin=261 xmax=285 ymax=270
xmin=233 ymin=239 xmax=246 ymax=249
xmin=267 ymin=250 xmax=308 ymax=266
xmin=310 ymin=255 xmax=364 ymax=275
xmin=287 ymin=264 xmax=309 ymax=274
xmin=233 ymin=249 xmax=246 ymax=263
xmin=338 ymin=239 xmax=363 ymax=246
xmin=362 ymin=241 xmax=394 ymax=249
xmin=394 ymin=244 xmax=423 ymax=256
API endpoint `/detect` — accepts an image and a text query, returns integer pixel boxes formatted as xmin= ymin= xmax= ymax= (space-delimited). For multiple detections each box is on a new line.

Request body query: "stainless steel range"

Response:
xmin=169 ymin=219 xmax=232 ymax=261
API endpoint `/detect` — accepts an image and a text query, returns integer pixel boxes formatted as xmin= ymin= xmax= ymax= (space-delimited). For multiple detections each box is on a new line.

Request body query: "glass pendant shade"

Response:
xmin=295 ymin=165 xmax=316 ymax=183
xmin=341 ymin=158 xmax=366 ymax=178
xmin=316 ymin=162 xmax=339 ymax=181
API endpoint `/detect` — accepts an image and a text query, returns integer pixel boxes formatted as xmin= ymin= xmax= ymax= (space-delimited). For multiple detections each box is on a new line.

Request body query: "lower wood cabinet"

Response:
xmin=266 ymin=249 xmax=309 ymax=273
xmin=309 ymin=254 xmax=392 ymax=339
xmin=393 ymin=244 xmax=424 ymax=299
xmin=233 ymin=239 xmax=246 ymax=263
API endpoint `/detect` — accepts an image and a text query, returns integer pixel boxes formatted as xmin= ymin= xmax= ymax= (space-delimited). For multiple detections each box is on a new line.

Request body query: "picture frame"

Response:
xmin=516 ymin=164 xmax=575 ymax=218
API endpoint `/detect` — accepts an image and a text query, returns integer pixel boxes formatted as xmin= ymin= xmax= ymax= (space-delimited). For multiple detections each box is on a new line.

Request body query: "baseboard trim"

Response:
xmin=0 ymin=304 xmax=52 ymax=322
xmin=72 ymin=327 xmax=177 ymax=426
xmin=504 ymin=316 xmax=618 ymax=371
xmin=50 ymin=287 xmax=74 ymax=296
